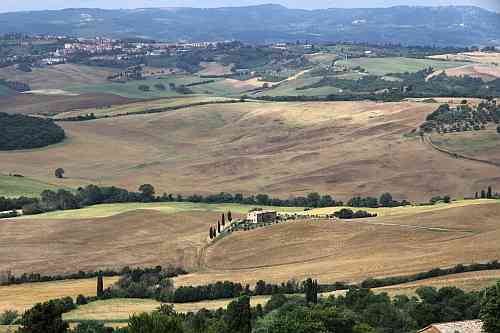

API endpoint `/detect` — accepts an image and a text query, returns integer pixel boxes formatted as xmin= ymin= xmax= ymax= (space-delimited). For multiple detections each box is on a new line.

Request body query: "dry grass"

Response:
xmin=428 ymin=52 xmax=500 ymax=65
xmin=376 ymin=270 xmax=500 ymax=296
xmin=0 ymin=64 xmax=115 ymax=90
xmin=0 ymin=93 xmax=133 ymax=116
xmin=63 ymin=296 xmax=270 ymax=322
xmin=0 ymin=277 xmax=119 ymax=312
xmin=0 ymin=210 xmax=239 ymax=276
xmin=2 ymin=100 xmax=499 ymax=201
xmin=174 ymin=202 xmax=500 ymax=286
xmin=427 ymin=64 xmax=500 ymax=82
xmin=52 ymin=96 xmax=236 ymax=119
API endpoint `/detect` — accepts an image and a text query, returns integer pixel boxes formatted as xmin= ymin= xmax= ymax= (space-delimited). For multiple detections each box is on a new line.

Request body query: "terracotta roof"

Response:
xmin=419 ymin=320 xmax=483 ymax=333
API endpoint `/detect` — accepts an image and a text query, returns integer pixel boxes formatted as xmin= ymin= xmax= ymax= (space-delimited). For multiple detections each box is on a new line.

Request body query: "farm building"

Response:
xmin=246 ymin=210 xmax=277 ymax=224
xmin=417 ymin=320 xmax=483 ymax=333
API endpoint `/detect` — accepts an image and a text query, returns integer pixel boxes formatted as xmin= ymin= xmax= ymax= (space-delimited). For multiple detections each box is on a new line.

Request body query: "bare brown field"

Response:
xmin=174 ymin=202 xmax=500 ymax=286
xmin=0 ymin=276 xmax=119 ymax=312
xmin=1 ymin=100 xmax=499 ymax=200
xmin=198 ymin=62 xmax=234 ymax=76
xmin=0 ymin=210 xmax=235 ymax=276
xmin=427 ymin=64 xmax=500 ymax=81
xmin=0 ymin=64 xmax=115 ymax=90
xmin=0 ymin=93 xmax=133 ymax=115
xmin=0 ymin=102 xmax=500 ymax=200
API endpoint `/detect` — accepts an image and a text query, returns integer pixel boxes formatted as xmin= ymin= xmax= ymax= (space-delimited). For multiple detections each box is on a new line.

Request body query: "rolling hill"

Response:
xmin=0 ymin=100 xmax=498 ymax=201
xmin=0 ymin=5 xmax=498 ymax=46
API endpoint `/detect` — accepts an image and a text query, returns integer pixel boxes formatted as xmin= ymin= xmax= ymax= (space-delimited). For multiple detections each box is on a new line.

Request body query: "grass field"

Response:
xmin=303 ymin=199 xmax=500 ymax=218
xmin=0 ymin=64 xmax=115 ymax=90
xmin=335 ymin=57 xmax=469 ymax=75
xmin=430 ymin=130 xmax=500 ymax=164
xmin=52 ymin=96 xmax=237 ymax=119
xmin=66 ymin=76 xmax=210 ymax=99
xmin=428 ymin=51 xmax=500 ymax=65
xmin=0 ymin=277 xmax=119 ymax=312
xmin=63 ymin=296 xmax=270 ymax=323
xmin=0 ymin=174 xmax=64 ymax=197
xmin=20 ymin=202 xmax=302 ymax=219
xmin=0 ymin=93 xmax=133 ymax=116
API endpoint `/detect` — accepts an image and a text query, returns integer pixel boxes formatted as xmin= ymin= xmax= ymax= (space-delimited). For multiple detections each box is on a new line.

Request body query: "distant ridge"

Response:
xmin=0 ymin=5 xmax=498 ymax=46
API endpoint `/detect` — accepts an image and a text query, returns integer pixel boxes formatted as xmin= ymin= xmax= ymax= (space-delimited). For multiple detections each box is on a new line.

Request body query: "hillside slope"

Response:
xmin=0 ymin=5 xmax=498 ymax=46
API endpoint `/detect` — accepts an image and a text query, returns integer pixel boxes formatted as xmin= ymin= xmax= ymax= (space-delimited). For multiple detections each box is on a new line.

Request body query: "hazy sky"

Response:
xmin=1 ymin=0 xmax=499 ymax=13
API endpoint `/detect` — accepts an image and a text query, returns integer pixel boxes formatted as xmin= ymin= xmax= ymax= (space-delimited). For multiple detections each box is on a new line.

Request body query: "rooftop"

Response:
xmin=418 ymin=320 xmax=483 ymax=333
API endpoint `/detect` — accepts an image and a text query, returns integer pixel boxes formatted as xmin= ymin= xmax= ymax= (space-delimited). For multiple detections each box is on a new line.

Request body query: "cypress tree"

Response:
xmin=209 ymin=227 xmax=213 ymax=239
xmin=96 ymin=272 xmax=104 ymax=299
xmin=487 ymin=186 xmax=493 ymax=199
xmin=221 ymin=213 xmax=225 ymax=227
xmin=228 ymin=210 xmax=232 ymax=222
xmin=217 ymin=221 xmax=221 ymax=233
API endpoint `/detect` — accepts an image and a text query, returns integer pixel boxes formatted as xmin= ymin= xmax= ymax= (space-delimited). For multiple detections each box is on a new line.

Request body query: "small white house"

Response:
xmin=246 ymin=210 xmax=277 ymax=224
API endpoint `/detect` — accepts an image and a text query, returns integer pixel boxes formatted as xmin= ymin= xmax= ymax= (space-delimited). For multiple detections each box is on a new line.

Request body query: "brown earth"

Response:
xmin=0 ymin=100 xmax=498 ymax=201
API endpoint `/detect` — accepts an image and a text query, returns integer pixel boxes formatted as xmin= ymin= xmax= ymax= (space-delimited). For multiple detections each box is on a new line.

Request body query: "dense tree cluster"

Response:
xmin=21 ymin=280 xmax=500 ymax=333
xmin=348 ymin=192 xmax=410 ymax=208
xmin=421 ymin=100 xmax=500 ymax=133
xmin=0 ymin=113 xmax=66 ymax=150
xmin=332 ymin=209 xmax=377 ymax=219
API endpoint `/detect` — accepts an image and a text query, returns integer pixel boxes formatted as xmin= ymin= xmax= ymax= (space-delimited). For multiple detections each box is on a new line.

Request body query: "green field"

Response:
xmin=19 ymin=201 xmax=304 ymax=219
xmin=431 ymin=131 xmax=500 ymax=157
xmin=0 ymin=174 xmax=64 ymax=198
xmin=66 ymin=76 xmax=213 ymax=99
xmin=256 ymin=76 xmax=342 ymax=97
xmin=335 ymin=57 xmax=469 ymax=75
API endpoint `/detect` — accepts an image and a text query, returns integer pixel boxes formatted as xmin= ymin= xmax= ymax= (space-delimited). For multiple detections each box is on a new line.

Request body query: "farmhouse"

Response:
xmin=246 ymin=210 xmax=277 ymax=224
xmin=417 ymin=320 xmax=483 ymax=333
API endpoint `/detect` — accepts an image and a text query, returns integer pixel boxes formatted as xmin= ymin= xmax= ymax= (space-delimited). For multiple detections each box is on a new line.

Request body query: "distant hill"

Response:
xmin=0 ymin=5 xmax=499 ymax=46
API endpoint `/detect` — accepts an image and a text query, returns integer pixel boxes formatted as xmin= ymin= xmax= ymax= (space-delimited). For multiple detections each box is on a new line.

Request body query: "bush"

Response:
xmin=138 ymin=85 xmax=151 ymax=92
xmin=0 ymin=309 xmax=18 ymax=325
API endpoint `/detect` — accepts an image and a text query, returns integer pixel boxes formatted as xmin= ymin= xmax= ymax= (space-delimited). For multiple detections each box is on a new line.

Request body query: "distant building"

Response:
xmin=418 ymin=320 xmax=483 ymax=333
xmin=247 ymin=210 xmax=277 ymax=224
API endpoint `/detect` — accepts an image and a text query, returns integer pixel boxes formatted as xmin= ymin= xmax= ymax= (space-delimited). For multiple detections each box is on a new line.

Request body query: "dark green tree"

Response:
xmin=97 ymin=273 xmax=104 ymax=299
xmin=304 ymin=278 xmax=318 ymax=304
xmin=221 ymin=213 xmax=226 ymax=227
xmin=217 ymin=221 xmax=221 ymax=234
xmin=138 ymin=184 xmax=155 ymax=202
xmin=225 ymin=295 xmax=252 ymax=333
xmin=54 ymin=168 xmax=65 ymax=179
xmin=481 ymin=282 xmax=500 ymax=333
xmin=481 ymin=190 xmax=487 ymax=199
xmin=19 ymin=300 xmax=69 ymax=333
xmin=379 ymin=192 xmax=393 ymax=207
xmin=487 ymin=186 xmax=493 ymax=199
xmin=128 ymin=311 xmax=184 ymax=333
xmin=227 ymin=210 xmax=233 ymax=222
xmin=72 ymin=321 xmax=108 ymax=333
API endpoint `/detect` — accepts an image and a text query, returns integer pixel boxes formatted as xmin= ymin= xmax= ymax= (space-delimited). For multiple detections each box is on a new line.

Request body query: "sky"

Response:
xmin=1 ymin=0 xmax=499 ymax=13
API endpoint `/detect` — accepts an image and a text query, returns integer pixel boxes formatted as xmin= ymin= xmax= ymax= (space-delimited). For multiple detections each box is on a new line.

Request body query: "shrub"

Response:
xmin=0 ymin=309 xmax=18 ymax=325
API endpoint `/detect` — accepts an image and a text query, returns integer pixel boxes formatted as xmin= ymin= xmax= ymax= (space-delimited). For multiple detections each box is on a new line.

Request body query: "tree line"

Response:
xmin=9 ymin=279 xmax=500 ymax=333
